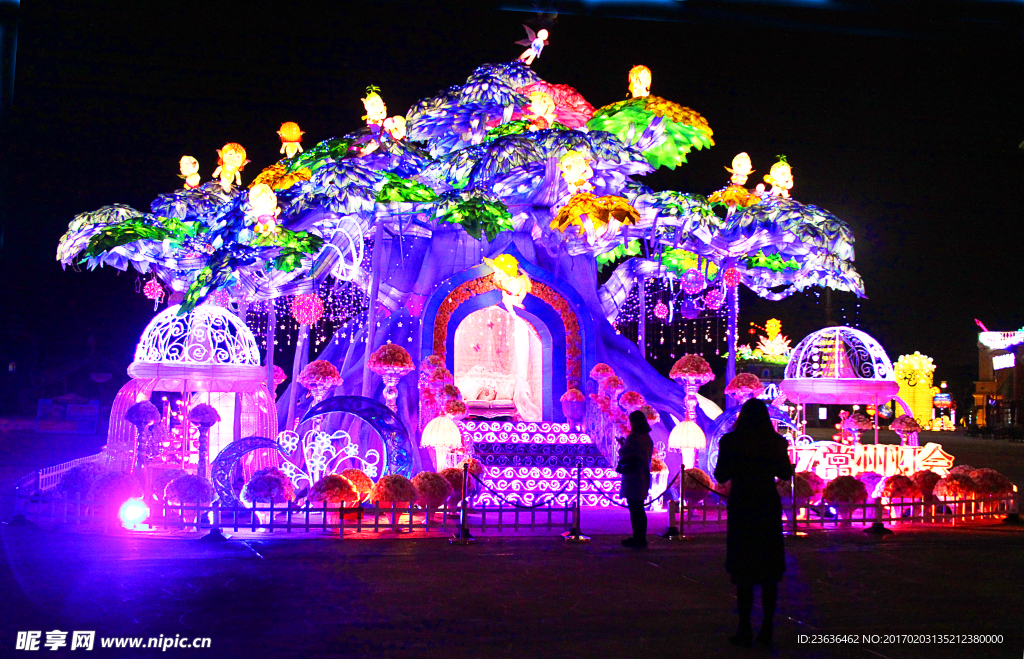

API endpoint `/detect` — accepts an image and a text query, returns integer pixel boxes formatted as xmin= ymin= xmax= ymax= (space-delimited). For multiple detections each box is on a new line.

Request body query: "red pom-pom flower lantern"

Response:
xmin=291 ymin=293 xmax=324 ymax=325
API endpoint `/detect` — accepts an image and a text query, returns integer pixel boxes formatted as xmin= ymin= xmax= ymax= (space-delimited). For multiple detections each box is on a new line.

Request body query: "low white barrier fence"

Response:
xmin=13 ymin=491 xmax=577 ymax=535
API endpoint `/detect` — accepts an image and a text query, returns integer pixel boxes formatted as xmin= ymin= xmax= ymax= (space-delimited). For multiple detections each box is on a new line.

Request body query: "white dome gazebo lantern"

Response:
xmin=107 ymin=304 xmax=278 ymax=475
xmin=779 ymin=326 xmax=901 ymax=444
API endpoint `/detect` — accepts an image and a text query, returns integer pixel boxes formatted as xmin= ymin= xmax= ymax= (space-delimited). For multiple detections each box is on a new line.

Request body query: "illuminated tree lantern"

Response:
xmin=704 ymin=288 xmax=725 ymax=310
xmin=290 ymin=293 xmax=324 ymax=326
xmin=681 ymin=268 xmax=705 ymax=295
xmin=653 ymin=302 xmax=669 ymax=320
xmin=723 ymin=267 xmax=741 ymax=288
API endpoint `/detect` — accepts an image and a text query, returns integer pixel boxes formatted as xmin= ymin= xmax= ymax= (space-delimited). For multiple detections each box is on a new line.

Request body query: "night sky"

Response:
xmin=2 ymin=0 xmax=1022 ymax=408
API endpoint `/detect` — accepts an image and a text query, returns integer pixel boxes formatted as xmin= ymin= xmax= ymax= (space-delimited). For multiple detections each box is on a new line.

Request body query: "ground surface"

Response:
xmin=2 ymin=427 xmax=1023 ymax=657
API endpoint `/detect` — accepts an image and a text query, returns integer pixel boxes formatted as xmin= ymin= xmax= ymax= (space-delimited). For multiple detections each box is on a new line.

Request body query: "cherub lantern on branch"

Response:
xmin=248 ymin=184 xmax=281 ymax=236
xmin=178 ymin=156 xmax=201 ymax=189
xmin=485 ymin=254 xmax=532 ymax=311
xmin=277 ymin=122 xmax=304 ymax=159
xmin=515 ymin=25 xmax=549 ymax=66
xmin=669 ymin=355 xmax=715 ymax=468
xmin=212 ymin=143 xmax=249 ymax=192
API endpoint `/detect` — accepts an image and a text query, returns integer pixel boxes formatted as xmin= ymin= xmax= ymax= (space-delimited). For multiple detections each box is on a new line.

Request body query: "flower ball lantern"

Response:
xmin=725 ymin=373 xmax=764 ymax=404
xmin=272 ymin=365 xmax=288 ymax=387
xmin=704 ymin=288 xmax=725 ymax=311
xmin=290 ymin=293 xmax=324 ymax=326
xmin=619 ymin=391 xmax=646 ymax=413
xmin=143 ymin=278 xmax=164 ymax=310
xmin=723 ymin=267 xmax=741 ymax=288
xmin=559 ymin=388 xmax=586 ymax=430
xmin=681 ymin=269 xmax=706 ymax=295
xmin=653 ymin=302 xmax=669 ymax=320
xmin=368 ymin=344 xmax=415 ymax=413
xmin=601 ymin=374 xmax=626 ymax=401
xmin=589 ymin=363 xmax=615 ymax=385
xmin=443 ymin=398 xmax=468 ymax=421
xmin=639 ymin=404 xmax=661 ymax=425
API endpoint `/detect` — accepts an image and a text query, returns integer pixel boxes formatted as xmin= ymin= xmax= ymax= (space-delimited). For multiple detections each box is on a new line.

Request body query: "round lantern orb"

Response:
xmin=653 ymin=302 xmax=669 ymax=320
xmin=681 ymin=269 xmax=706 ymax=295
xmin=680 ymin=299 xmax=701 ymax=320
xmin=703 ymin=288 xmax=725 ymax=310
xmin=142 ymin=278 xmax=164 ymax=302
xmin=723 ymin=267 xmax=741 ymax=288
xmin=421 ymin=416 xmax=463 ymax=448
xmin=291 ymin=293 xmax=324 ymax=325
xmin=668 ymin=420 xmax=706 ymax=449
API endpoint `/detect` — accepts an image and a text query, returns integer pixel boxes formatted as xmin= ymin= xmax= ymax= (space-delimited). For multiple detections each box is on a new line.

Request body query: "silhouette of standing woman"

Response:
xmin=617 ymin=410 xmax=653 ymax=548
xmin=713 ymin=399 xmax=794 ymax=649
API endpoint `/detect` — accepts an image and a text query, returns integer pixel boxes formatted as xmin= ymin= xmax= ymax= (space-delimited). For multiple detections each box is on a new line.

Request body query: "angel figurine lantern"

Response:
xmin=368 ymin=344 xmax=415 ymax=413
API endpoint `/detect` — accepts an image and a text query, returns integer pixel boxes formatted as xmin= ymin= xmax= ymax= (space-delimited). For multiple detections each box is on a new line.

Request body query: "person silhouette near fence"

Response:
xmin=713 ymin=398 xmax=794 ymax=649
xmin=616 ymin=410 xmax=653 ymax=548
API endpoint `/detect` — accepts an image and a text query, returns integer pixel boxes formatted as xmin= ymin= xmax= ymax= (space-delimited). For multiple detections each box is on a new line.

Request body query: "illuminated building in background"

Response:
xmin=974 ymin=329 xmax=1024 ymax=428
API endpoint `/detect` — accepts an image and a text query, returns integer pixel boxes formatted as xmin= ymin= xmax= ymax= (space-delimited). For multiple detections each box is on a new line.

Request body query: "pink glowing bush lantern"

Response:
xmin=725 ymin=373 xmax=764 ymax=403
xmin=619 ymin=391 xmax=646 ymax=412
xmin=670 ymin=354 xmax=714 ymax=385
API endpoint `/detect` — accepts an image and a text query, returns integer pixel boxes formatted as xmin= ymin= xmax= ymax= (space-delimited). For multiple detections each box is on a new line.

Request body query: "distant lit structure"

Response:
xmin=974 ymin=330 xmax=1024 ymax=427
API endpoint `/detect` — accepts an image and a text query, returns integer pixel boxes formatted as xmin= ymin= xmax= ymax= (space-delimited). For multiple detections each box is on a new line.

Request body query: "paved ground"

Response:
xmin=2 ymin=522 xmax=1022 ymax=658
xmin=2 ymin=426 xmax=1024 ymax=657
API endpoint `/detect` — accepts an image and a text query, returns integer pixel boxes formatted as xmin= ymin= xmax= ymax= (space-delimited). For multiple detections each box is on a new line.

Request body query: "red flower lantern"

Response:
xmin=653 ymin=302 xmax=669 ymax=320
xmin=723 ymin=267 xmax=741 ymax=288
xmin=143 ymin=278 xmax=164 ymax=303
xmin=290 ymin=293 xmax=324 ymax=325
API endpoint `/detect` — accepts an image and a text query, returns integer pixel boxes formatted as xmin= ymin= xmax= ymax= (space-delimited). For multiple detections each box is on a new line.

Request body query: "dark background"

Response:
xmin=1 ymin=0 xmax=1022 ymax=412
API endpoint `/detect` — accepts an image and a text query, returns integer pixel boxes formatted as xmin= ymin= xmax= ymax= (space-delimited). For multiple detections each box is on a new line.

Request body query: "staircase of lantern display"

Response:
xmin=465 ymin=421 xmax=624 ymax=508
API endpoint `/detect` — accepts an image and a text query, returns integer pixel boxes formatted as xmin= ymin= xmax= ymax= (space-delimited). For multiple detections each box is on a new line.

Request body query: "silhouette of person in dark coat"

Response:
xmin=713 ymin=398 xmax=794 ymax=649
xmin=617 ymin=410 xmax=653 ymax=548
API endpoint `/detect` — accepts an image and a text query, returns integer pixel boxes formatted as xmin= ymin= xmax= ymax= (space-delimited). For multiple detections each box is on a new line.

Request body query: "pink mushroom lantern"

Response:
xmin=619 ymin=391 xmax=646 ymax=413
xmin=669 ymin=354 xmax=715 ymax=468
xmin=725 ymin=373 xmax=764 ymax=405
xmin=368 ymin=344 xmax=415 ymax=413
